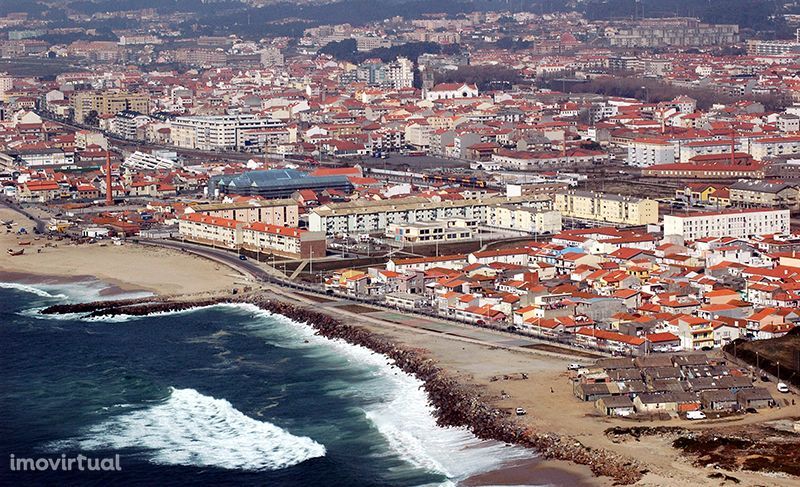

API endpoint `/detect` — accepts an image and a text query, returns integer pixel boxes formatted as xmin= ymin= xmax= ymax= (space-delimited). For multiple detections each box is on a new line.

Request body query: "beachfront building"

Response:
xmin=308 ymin=195 xmax=551 ymax=236
xmin=178 ymin=213 xmax=325 ymax=258
xmin=574 ymin=327 xmax=647 ymax=355
xmin=554 ymin=190 xmax=659 ymax=225
xmin=663 ymin=208 xmax=790 ymax=241
xmin=187 ymin=199 xmax=300 ymax=227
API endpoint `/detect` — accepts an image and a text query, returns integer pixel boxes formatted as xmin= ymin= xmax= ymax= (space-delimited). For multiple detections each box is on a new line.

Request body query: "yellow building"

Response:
xmin=70 ymin=91 xmax=150 ymax=123
xmin=674 ymin=183 xmax=722 ymax=204
xmin=554 ymin=190 xmax=658 ymax=225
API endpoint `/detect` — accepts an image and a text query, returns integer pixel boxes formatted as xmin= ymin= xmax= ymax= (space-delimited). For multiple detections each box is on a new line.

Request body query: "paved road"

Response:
xmin=1 ymin=198 xmax=47 ymax=233
xmin=145 ymin=238 xmax=605 ymax=359
xmin=140 ymin=238 xmax=273 ymax=280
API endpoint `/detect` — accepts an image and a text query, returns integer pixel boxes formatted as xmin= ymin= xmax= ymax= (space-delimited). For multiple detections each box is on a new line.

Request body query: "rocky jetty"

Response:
xmin=41 ymin=296 xmax=231 ymax=317
xmin=41 ymin=293 xmax=644 ymax=484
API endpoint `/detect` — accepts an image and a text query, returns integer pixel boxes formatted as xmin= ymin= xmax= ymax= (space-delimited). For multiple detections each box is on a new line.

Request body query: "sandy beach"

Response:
xmin=0 ymin=207 xmax=241 ymax=295
xmin=3 ymin=204 xmax=799 ymax=486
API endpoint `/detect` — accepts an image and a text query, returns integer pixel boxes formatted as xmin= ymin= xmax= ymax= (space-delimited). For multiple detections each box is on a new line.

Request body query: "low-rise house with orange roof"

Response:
xmin=385 ymin=292 xmax=427 ymax=310
xmin=386 ymin=254 xmax=468 ymax=273
xmin=756 ymin=322 xmax=796 ymax=340
xmin=557 ymin=251 xmax=604 ymax=273
xmin=468 ymin=247 xmax=531 ymax=266
xmin=703 ymin=288 xmax=741 ymax=305
xmin=711 ymin=318 xmax=746 ymax=347
xmin=745 ymin=307 xmax=800 ymax=334
xmin=645 ymin=332 xmax=682 ymax=353
xmin=612 ymin=289 xmax=641 ymax=310
xmin=522 ymin=318 xmax=564 ymax=337
xmin=575 ymin=327 xmax=647 ymax=356
xmin=453 ymin=304 xmax=506 ymax=325
xmin=667 ymin=315 xmax=715 ymax=350
xmin=570 ymin=293 xmax=628 ymax=322
xmin=512 ymin=305 xmax=538 ymax=326
xmin=660 ymin=298 xmax=701 ymax=315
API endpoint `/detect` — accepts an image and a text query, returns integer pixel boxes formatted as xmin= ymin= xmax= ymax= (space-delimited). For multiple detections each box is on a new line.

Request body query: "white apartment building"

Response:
xmin=750 ymin=136 xmax=800 ymax=160
xmin=178 ymin=213 xmax=325 ymax=258
xmin=627 ymin=139 xmax=675 ymax=166
xmin=386 ymin=57 xmax=414 ymax=89
xmin=489 ymin=205 xmax=563 ymax=234
xmin=404 ymin=122 xmax=433 ymax=149
xmin=187 ymin=198 xmax=299 ymax=227
xmin=424 ymin=82 xmax=479 ymax=102
xmin=0 ymin=73 xmax=13 ymax=98
xmin=260 ymin=47 xmax=284 ymax=67
xmin=170 ymin=115 xmax=284 ymax=151
xmin=663 ymin=208 xmax=790 ymax=241
xmin=355 ymin=35 xmax=392 ymax=51
xmin=385 ymin=219 xmax=474 ymax=244
xmin=309 ymin=195 xmax=550 ymax=235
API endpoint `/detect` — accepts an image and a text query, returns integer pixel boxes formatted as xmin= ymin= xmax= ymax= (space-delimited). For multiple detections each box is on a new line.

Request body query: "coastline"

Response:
xmin=1 ymin=206 xmax=242 ymax=296
xmin=11 ymin=273 xmax=800 ymax=486
xmin=36 ymin=292 xmax=641 ymax=485
xmin=3 ymin=196 xmax=796 ymax=486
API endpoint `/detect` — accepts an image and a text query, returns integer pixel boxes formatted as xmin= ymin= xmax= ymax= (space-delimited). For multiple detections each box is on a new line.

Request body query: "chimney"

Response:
xmin=105 ymin=150 xmax=113 ymax=206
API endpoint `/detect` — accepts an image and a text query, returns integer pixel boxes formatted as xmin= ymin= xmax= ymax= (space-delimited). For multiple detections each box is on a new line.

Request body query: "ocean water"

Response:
xmin=0 ymin=283 xmax=535 ymax=486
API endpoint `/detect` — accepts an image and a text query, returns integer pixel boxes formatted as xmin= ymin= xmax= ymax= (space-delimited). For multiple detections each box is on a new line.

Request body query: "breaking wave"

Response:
xmin=0 ymin=282 xmax=66 ymax=299
xmin=54 ymin=387 xmax=325 ymax=471
xmin=236 ymin=304 xmax=534 ymax=481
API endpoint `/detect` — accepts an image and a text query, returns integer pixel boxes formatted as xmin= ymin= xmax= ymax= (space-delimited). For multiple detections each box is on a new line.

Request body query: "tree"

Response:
xmin=84 ymin=110 xmax=99 ymax=127
xmin=318 ymin=39 xmax=358 ymax=60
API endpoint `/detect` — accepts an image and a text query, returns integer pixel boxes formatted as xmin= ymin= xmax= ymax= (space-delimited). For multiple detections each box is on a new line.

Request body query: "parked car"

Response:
xmin=567 ymin=363 xmax=583 ymax=371
xmin=745 ymin=407 xmax=758 ymax=414
xmin=515 ymin=407 xmax=526 ymax=416
xmin=777 ymin=382 xmax=790 ymax=393
xmin=686 ymin=411 xmax=706 ymax=420
xmin=238 ymin=255 xmax=247 ymax=261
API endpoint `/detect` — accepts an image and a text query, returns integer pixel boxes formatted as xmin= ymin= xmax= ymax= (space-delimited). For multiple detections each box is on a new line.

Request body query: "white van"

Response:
xmin=777 ymin=382 xmax=790 ymax=393
xmin=686 ymin=410 xmax=706 ymax=420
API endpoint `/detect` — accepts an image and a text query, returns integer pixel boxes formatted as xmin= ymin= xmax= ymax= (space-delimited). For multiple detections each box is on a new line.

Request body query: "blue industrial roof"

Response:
xmin=214 ymin=169 xmax=349 ymax=189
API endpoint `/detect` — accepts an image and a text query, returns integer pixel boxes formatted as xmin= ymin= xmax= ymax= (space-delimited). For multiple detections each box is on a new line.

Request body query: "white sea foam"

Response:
xmin=0 ymin=281 xmax=67 ymax=299
xmin=235 ymin=304 xmax=535 ymax=481
xmin=55 ymin=387 xmax=325 ymax=471
xmin=321 ymin=334 xmax=533 ymax=480
xmin=39 ymin=301 xmax=533 ymax=480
